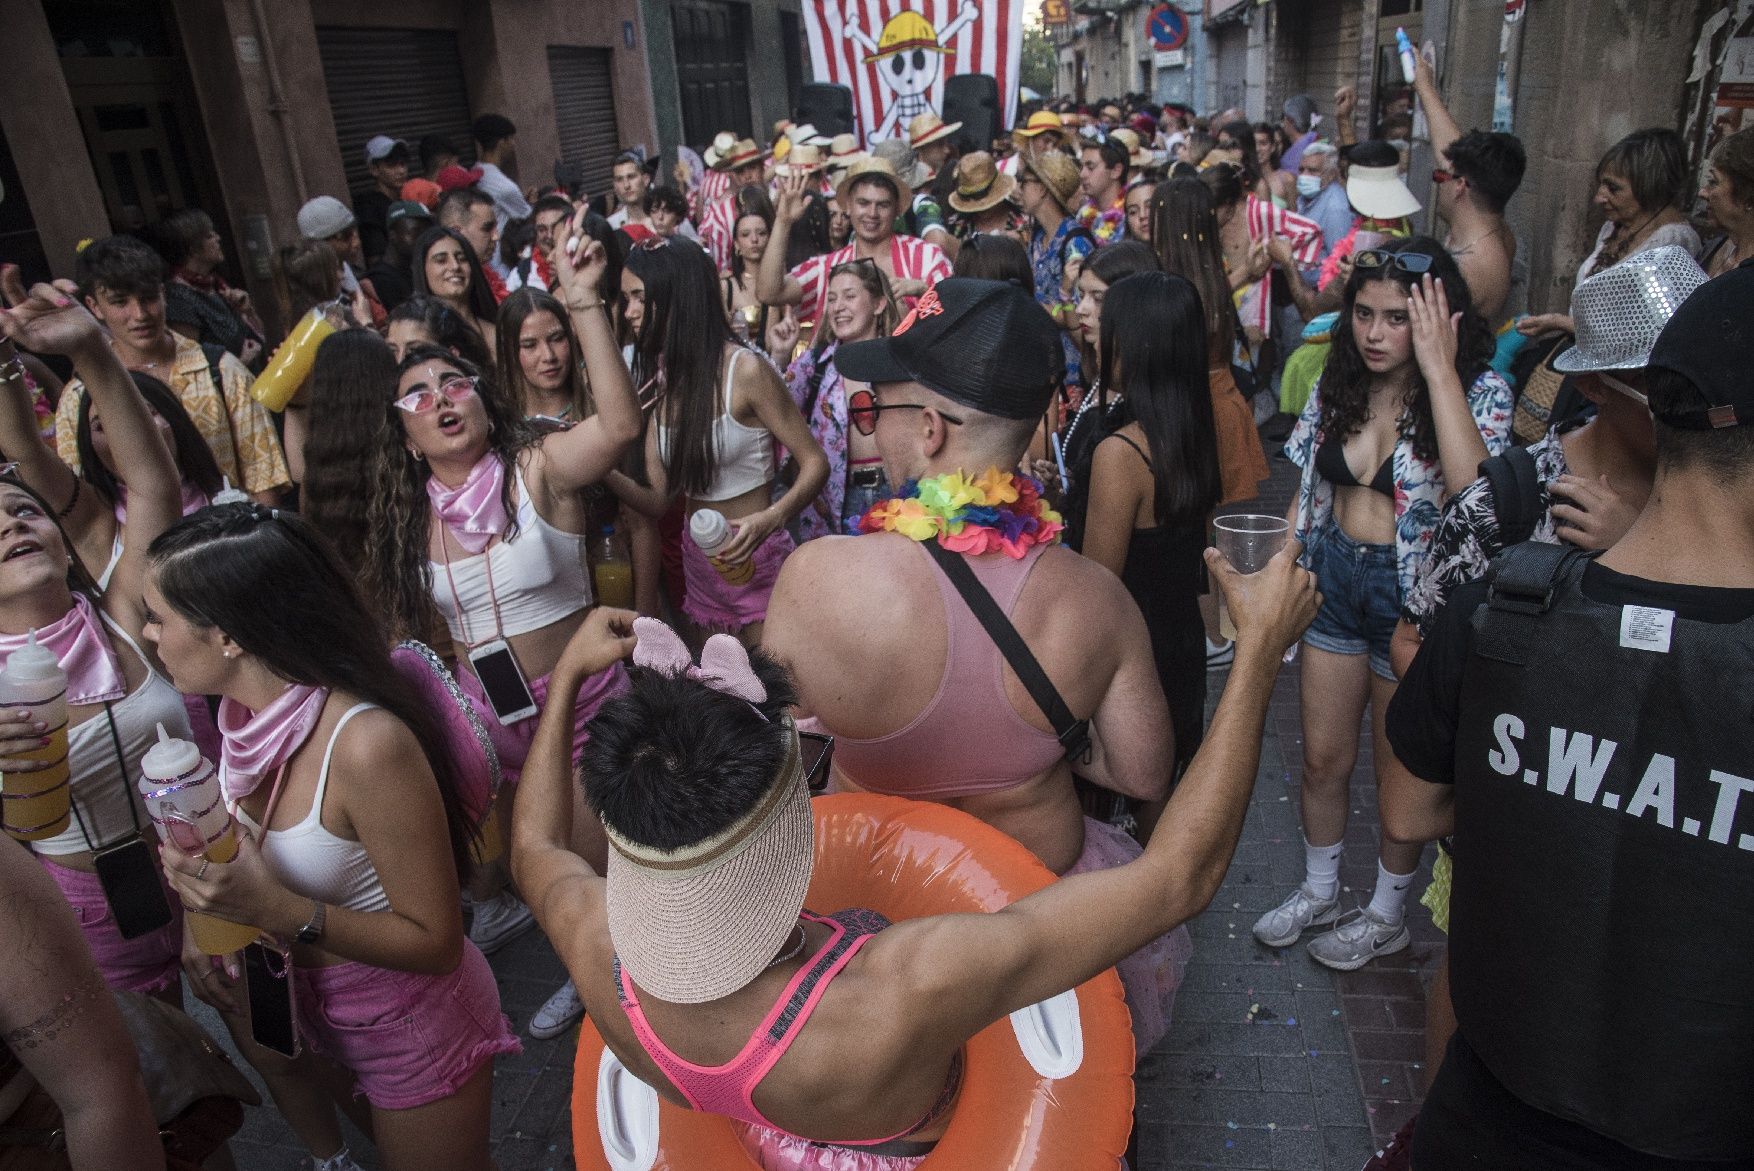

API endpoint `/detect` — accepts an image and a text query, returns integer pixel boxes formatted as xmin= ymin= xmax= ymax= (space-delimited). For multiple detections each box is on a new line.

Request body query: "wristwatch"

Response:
xmin=296 ymin=899 xmax=327 ymax=944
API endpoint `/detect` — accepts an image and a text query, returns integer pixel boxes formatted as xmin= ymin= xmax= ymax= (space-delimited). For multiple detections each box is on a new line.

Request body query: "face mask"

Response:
xmin=1296 ymin=174 xmax=1323 ymax=199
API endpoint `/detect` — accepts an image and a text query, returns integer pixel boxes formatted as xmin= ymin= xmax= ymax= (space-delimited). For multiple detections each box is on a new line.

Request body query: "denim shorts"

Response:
xmin=1302 ymin=523 xmax=1399 ymax=681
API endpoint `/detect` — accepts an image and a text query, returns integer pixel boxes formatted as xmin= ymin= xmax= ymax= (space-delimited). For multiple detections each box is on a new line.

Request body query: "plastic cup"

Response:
xmin=1214 ymin=514 xmax=1289 ymax=642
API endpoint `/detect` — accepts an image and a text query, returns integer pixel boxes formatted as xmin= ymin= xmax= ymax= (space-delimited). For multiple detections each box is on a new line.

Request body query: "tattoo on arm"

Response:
xmin=3 ymin=972 xmax=104 ymax=1051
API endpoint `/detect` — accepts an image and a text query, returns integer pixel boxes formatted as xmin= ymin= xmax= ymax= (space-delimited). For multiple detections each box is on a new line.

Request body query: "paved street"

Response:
xmin=206 ymin=438 xmax=1443 ymax=1171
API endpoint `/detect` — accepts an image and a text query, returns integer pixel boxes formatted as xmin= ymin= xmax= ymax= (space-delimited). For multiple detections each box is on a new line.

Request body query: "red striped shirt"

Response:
xmin=1239 ymin=195 xmax=1324 ymax=333
xmin=787 ymin=234 xmax=952 ymax=325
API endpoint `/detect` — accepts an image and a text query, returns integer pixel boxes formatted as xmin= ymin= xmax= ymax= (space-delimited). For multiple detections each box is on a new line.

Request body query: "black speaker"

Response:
xmin=796 ymin=83 xmax=855 ymax=139
xmin=943 ymin=73 xmax=1003 ymax=155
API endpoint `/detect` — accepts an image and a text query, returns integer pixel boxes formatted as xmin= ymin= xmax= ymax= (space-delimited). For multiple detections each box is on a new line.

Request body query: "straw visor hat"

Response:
xmin=604 ymin=713 xmax=813 ymax=1005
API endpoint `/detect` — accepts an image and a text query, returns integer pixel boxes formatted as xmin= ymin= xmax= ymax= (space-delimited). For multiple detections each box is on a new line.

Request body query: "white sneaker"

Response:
xmin=529 ymin=978 xmax=586 ymax=1039
xmin=1306 ymin=906 xmax=1412 ymax=971
xmin=1252 ymin=883 xmax=1341 ymax=948
xmin=468 ymin=890 xmax=536 ymax=955
xmin=313 ymin=1148 xmax=365 ymax=1171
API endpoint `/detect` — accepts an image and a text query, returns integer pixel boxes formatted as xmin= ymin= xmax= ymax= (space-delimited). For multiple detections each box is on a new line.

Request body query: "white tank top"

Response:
xmin=30 ymin=618 xmax=193 ymax=857
xmin=427 ymin=470 xmax=593 ymax=648
xmin=656 ymin=348 xmax=776 ymax=502
xmin=232 ymin=704 xmax=391 ymax=914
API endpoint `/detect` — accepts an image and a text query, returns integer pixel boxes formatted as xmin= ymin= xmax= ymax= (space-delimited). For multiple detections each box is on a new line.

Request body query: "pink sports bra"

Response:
xmin=615 ymin=908 xmax=960 ymax=1146
xmin=830 ymin=542 xmax=1065 ymax=799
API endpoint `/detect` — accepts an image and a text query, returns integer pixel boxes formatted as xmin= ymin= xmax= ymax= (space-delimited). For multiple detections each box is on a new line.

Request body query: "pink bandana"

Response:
xmin=217 ymin=683 xmax=328 ymax=802
xmin=425 ymin=453 xmax=509 ymax=554
xmin=114 ymin=482 xmax=214 ymax=525
xmin=0 ymin=594 xmax=126 ymax=706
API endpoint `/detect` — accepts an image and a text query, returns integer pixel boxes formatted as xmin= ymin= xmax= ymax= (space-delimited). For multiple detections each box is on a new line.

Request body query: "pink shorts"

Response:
xmin=680 ymin=525 xmax=794 ymax=633
xmin=734 ymin=1124 xmax=927 ymax=1171
xmin=457 ymin=659 xmax=629 ymax=785
xmin=294 ymin=941 xmax=520 ymax=1111
xmin=1068 ymin=816 xmax=1195 ymax=1056
xmin=38 ymin=852 xmax=183 ymax=995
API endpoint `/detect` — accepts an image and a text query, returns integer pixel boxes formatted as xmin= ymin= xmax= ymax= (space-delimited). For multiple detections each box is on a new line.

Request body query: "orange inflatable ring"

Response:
xmin=573 ymin=793 xmax=1135 ymax=1171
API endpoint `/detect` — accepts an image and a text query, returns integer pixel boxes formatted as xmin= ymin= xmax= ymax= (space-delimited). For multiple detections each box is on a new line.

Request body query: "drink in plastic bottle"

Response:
xmin=139 ymin=724 xmax=260 ymax=954
xmin=689 ymin=509 xmax=756 ymax=584
xmin=252 ymin=303 xmax=340 ymax=412
xmin=0 ymin=632 xmax=71 ymax=841
xmin=591 ymin=526 xmax=635 ymax=609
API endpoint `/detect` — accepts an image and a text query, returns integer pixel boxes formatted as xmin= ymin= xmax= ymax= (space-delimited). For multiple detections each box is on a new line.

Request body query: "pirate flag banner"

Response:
xmin=803 ymin=0 xmax=1023 ymax=145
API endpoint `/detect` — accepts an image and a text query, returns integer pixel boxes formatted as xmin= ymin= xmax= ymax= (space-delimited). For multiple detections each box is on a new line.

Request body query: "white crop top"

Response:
xmin=232 ymin=704 xmax=391 ymax=914
xmin=656 ymin=348 xmax=776 ymax=502
xmin=32 ymin=618 xmax=193 ymax=857
xmin=427 ymin=470 xmax=593 ymax=648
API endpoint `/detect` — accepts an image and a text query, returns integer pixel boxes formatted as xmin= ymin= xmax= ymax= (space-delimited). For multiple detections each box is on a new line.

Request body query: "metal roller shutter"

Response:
xmin=316 ymin=27 xmax=475 ymax=200
xmin=548 ymin=47 xmax=621 ymax=199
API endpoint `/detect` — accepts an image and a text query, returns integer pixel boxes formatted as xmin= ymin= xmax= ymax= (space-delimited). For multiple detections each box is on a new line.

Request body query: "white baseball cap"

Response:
xmin=364 ymin=135 xmax=410 ymax=165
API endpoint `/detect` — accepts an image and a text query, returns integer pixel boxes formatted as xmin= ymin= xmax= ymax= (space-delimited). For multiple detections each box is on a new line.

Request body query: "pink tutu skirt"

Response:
xmin=681 ymin=525 xmax=795 ymax=633
xmin=1067 ymin=816 xmax=1195 ymax=1056
xmin=734 ymin=1124 xmax=928 ymax=1171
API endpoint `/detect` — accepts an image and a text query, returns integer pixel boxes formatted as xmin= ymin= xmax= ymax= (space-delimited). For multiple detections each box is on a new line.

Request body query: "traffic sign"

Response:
xmin=1147 ymin=3 xmax=1188 ymax=52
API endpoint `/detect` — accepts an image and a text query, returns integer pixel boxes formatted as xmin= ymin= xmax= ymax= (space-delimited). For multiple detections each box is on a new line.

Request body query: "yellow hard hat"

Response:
xmin=864 ymin=10 xmax=951 ymax=62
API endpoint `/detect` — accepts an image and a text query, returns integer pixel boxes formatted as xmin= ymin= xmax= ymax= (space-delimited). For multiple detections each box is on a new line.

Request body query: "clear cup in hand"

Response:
xmin=1213 ymin=514 xmax=1290 ymax=642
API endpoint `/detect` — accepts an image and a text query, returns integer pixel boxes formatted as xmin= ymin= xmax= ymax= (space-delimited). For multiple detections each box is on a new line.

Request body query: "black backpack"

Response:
xmin=1477 ymin=445 xmax=1544 ymax=546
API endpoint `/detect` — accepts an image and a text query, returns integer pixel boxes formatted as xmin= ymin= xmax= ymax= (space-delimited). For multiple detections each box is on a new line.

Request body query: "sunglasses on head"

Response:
xmin=845 ymin=388 xmax=965 ymax=437
xmin=1353 ymin=249 xmax=1435 ymax=276
xmin=393 ymin=374 xmax=479 ymax=414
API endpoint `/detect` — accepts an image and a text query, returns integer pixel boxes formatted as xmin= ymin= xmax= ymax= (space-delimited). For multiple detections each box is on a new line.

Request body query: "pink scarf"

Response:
xmin=0 ymin=593 xmax=126 ymax=706
xmin=114 ymin=482 xmax=213 ymax=525
xmin=217 ymin=683 xmax=328 ymax=802
xmin=426 ymin=453 xmax=509 ymax=554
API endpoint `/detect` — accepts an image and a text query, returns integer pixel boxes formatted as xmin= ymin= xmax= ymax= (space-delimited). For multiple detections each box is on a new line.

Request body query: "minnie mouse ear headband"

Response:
xmin=602 ymin=618 xmax=813 ymax=1005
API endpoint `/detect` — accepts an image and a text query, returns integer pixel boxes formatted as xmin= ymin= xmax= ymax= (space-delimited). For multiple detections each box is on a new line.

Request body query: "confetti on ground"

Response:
xmin=1267 ymin=1122 xmax=1278 ymax=1131
xmin=1226 ymin=1121 xmax=1239 ymax=1130
xmin=1285 ymin=1017 xmax=1297 ymax=1026
xmin=1380 ymin=1077 xmax=1391 ymax=1084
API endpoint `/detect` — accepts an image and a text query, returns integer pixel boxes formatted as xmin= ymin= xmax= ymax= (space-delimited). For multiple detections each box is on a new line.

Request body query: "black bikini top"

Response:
xmin=1315 ymin=435 xmax=1395 ymax=498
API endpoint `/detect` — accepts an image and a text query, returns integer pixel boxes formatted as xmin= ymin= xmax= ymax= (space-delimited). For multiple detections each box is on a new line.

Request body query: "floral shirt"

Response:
xmin=1401 ymin=426 xmax=1569 ymax=634
xmin=784 ymin=341 xmax=851 ymax=542
xmin=1286 ymin=369 xmax=1515 ymax=606
xmin=1027 ymin=217 xmax=1094 ymax=388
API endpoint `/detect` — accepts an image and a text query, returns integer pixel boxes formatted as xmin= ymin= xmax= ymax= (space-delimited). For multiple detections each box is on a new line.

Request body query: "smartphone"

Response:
xmin=93 ymin=838 xmax=174 ymax=939
xmin=467 ymin=639 xmax=539 ymax=726
xmin=244 ymin=943 xmax=300 ymax=1059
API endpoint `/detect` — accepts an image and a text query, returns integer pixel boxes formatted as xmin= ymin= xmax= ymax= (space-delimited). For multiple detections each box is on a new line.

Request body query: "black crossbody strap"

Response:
xmin=923 ymin=541 xmax=1091 ymax=761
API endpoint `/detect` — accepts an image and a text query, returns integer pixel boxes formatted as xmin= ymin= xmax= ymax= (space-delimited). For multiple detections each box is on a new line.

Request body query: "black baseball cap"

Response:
xmin=1647 ymin=263 xmax=1754 ymax=430
xmin=835 ymin=278 xmax=1065 ymax=421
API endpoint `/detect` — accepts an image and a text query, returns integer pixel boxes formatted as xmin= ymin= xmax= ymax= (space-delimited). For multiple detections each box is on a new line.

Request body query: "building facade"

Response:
xmin=639 ymin=0 xmax=806 ymax=153
xmin=1050 ymin=1 xmax=1209 ymax=111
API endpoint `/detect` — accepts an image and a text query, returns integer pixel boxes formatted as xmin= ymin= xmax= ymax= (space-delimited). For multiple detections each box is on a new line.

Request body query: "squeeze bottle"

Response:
xmin=139 ymin=724 xmax=260 ymax=954
xmin=0 ymin=632 xmax=71 ymax=841
xmin=689 ymin=510 xmax=756 ymax=584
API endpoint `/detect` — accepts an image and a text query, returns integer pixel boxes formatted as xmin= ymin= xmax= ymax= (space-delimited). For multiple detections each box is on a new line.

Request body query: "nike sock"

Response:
xmin=1366 ymin=860 xmax=1417 ymax=924
xmin=1304 ymin=837 xmax=1342 ymax=901
xmin=1206 ymin=635 xmax=1232 ymax=653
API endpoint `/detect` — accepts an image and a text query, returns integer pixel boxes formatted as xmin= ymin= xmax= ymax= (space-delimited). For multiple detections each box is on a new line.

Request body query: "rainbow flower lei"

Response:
xmin=857 ymin=468 xmax=1063 ymax=559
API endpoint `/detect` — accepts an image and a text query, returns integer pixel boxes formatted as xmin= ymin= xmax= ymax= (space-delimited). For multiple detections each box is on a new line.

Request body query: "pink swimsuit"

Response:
xmin=830 ymin=543 xmax=1064 ymax=799
xmin=615 ymin=908 xmax=959 ymax=1147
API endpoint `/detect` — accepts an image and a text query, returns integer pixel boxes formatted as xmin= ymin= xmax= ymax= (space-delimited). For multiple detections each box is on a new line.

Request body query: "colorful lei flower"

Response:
xmin=858 ymin=467 xmax=1062 ymax=559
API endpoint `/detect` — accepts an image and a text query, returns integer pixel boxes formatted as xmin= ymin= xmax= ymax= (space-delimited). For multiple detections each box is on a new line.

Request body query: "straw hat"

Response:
xmin=702 ymin=131 xmax=738 ymax=169
xmin=787 ymin=123 xmax=832 ymax=149
xmin=1021 ymin=149 xmax=1081 ymax=214
xmin=1552 ymin=245 xmax=1708 ymax=374
xmin=713 ymin=137 xmax=769 ymax=173
xmin=908 ymin=111 xmax=962 ymax=151
xmin=827 ymin=134 xmax=868 ymax=172
xmin=605 ymin=715 xmax=814 ymax=1006
xmin=948 ymin=152 xmax=1017 ymax=214
xmin=871 ymin=138 xmax=930 ymax=190
xmin=835 ymin=155 xmax=904 ymax=202
xmin=1108 ymin=127 xmax=1155 ymax=170
xmin=1014 ymin=110 xmax=1065 ymax=139
xmin=776 ymin=143 xmax=828 ymax=178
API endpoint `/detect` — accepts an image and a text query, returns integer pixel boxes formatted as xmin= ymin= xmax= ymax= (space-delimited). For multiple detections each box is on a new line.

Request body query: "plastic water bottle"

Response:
xmin=688 ymin=510 xmax=755 ymax=584
xmin=139 ymin=724 xmax=260 ymax=954
xmin=1396 ymin=28 xmax=1418 ymax=83
xmin=592 ymin=526 xmax=634 ymax=609
xmin=211 ymin=476 xmax=249 ymax=506
xmin=0 ymin=632 xmax=70 ymax=841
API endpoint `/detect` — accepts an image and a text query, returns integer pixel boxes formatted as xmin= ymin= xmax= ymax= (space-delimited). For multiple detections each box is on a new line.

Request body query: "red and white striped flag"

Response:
xmin=801 ymin=0 xmax=1022 ymax=147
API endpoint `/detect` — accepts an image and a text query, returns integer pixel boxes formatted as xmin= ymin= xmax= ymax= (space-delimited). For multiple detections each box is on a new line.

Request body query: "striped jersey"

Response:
xmin=787 ymin=234 xmax=952 ymax=325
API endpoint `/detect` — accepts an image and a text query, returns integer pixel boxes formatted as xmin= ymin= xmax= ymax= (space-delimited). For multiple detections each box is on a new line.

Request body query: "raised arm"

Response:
xmin=0 ymin=275 xmax=177 ymax=621
xmin=756 ymin=173 xmax=810 ymax=307
xmin=510 ymin=609 xmax=636 ymax=943
xmin=536 ymin=224 xmax=644 ymax=494
xmin=0 ymin=272 xmax=92 ymax=530
xmin=904 ymin=542 xmax=1317 ymax=1036
xmin=0 ymin=835 xmax=165 ymax=1171
xmin=1408 ymin=275 xmax=1490 ymax=497
xmin=1412 ymin=49 xmax=1462 ymax=161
